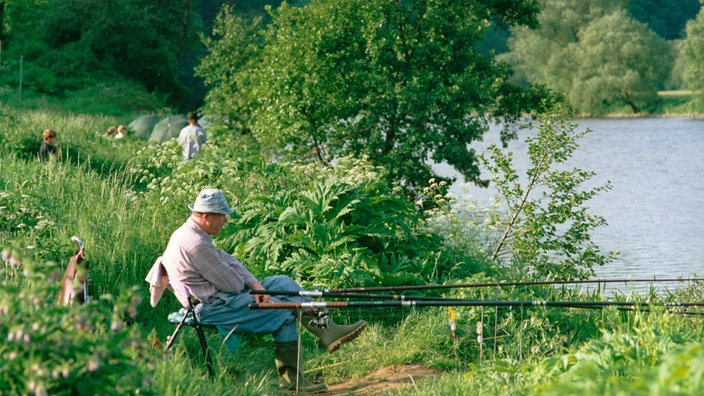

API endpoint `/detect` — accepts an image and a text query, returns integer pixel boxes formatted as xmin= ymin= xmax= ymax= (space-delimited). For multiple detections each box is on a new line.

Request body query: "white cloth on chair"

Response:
xmin=145 ymin=257 xmax=168 ymax=307
xmin=145 ymin=256 xmax=191 ymax=308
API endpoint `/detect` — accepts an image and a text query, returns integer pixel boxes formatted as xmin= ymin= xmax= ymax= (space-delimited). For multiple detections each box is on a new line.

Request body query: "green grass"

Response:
xmin=1 ymin=92 xmax=704 ymax=395
xmin=0 ymin=80 xmax=171 ymax=119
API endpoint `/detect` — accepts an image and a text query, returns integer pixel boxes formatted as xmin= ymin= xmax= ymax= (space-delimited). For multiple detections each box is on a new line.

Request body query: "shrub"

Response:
xmin=482 ymin=107 xmax=614 ymax=280
xmin=0 ymin=252 xmax=157 ymax=395
xmin=127 ymin=136 xmax=472 ymax=288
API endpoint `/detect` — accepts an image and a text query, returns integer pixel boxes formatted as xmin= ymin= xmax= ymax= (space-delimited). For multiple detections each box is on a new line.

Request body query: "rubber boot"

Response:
xmin=274 ymin=341 xmax=327 ymax=393
xmin=301 ymin=312 xmax=367 ymax=353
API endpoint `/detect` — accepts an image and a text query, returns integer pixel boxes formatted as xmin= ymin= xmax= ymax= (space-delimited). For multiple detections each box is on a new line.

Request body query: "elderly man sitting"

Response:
xmin=161 ymin=188 xmax=367 ymax=392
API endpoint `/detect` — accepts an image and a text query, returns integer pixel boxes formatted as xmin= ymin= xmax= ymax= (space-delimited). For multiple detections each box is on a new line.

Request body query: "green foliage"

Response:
xmin=530 ymin=307 xmax=704 ymax=395
xmin=1 ymin=0 xmax=200 ymax=109
xmin=507 ymin=1 xmax=672 ymax=114
xmin=571 ymin=10 xmax=673 ymax=113
xmin=221 ymin=157 xmax=454 ymax=288
xmin=506 ymin=0 xmax=627 ymax=91
xmin=482 ymin=107 xmax=613 ymax=280
xmin=0 ymin=252 xmax=156 ymax=395
xmin=628 ymin=0 xmax=700 ymax=40
xmin=196 ymin=5 xmax=263 ymax=133
xmin=680 ymin=6 xmax=704 ymax=93
xmin=202 ymin=0 xmax=553 ymax=195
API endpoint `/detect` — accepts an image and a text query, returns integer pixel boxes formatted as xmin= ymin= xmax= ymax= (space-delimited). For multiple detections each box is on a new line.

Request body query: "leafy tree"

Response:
xmin=205 ymin=0 xmax=554 ymax=196
xmin=505 ymin=0 xmax=626 ymax=93
xmin=570 ymin=10 xmax=672 ymax=113
xmin=628 ymin=0 xmax=700 ymax=40
xmin=507 ymin=1 xmax=671 ymax=113
xmin=483 ymin=106 xmax=613 ymax=280
xmin=0 ymin=0 xmax=202 ymax=108
xmin=196 ymin=5 xmax=263 ymax=133
xmin=680 ymin=3 xmax=704 ymax=93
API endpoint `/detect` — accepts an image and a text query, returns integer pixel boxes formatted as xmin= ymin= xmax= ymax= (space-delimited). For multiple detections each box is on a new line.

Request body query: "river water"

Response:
xmin=438 ymin=117 xmax=704 ymax=294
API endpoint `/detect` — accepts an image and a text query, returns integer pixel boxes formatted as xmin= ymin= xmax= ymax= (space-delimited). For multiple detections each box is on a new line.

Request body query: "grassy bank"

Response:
xmin=1 ymin=97 xmax=703 ymax=395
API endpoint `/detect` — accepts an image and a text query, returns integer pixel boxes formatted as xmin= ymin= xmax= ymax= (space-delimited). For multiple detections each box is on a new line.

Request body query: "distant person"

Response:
xmin=106 ymin=126 xmax=117 ymax=137
xmin=178 ymin=112 xmax=207 ymax=160
xmin=115 ymin=125 xmax=127 ymax=139
xmin=39 ymin=128 xmax=59 ymax=162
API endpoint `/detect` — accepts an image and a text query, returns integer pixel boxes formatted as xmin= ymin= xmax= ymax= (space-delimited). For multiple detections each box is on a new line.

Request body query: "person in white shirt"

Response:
xmin=115 ymin=125 xmax=126 ymax=139
xmin=178 ymin=112 xmax=207 ymax=160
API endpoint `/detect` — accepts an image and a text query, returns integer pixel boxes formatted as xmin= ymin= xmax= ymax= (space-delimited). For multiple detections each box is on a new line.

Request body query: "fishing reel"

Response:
xmin=304 ymin=308 xmax=330 ymax=329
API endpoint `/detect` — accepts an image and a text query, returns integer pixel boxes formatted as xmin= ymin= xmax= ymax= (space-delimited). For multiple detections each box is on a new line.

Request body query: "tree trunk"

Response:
xmin=620 ymin=92 xmax=640 ymax=113
xmin=0 ymin=0 xmax=5 ymax=47
xmin=179 ymin=0 xmax=191 ymax=62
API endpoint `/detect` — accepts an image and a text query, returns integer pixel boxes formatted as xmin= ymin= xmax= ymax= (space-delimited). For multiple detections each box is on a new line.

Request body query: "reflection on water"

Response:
xmin=439 ymin=117 xmax=704 ymax=294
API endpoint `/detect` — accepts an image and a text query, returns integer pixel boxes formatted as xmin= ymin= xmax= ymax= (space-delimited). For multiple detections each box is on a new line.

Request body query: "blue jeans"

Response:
xmin=197 ymin=275 xmax=310 ymax=349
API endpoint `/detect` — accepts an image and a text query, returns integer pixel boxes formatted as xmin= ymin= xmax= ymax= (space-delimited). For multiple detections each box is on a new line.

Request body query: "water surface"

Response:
xmin=440 ymin=117 xmax=704 ymax=294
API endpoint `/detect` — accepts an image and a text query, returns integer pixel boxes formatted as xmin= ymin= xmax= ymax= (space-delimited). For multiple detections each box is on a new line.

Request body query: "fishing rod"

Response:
xmin=249 ymin=290 xmax=704 ymax=314
xmin=249 ymin=289 xmax=643 ymax=311
xmin=609 ymin=306 xmax=704 ymax=316
xmin=249 ymin=300 xmax=704 ymax=310
xmin=318 ymin=277 xmax=704 ymax=293
xmin=250 ymin=289 xmax=628 ymax=311
xmin=251 ymin=277 xmax=704 ymax=300
xmin=249 ymin=289 xmax=478 ymax=302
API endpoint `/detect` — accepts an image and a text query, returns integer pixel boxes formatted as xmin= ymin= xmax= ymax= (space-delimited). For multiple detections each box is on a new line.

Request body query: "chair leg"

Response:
xmin=195 ymin=324 xmax=215 ymax=377
xmin=166 ymin=306 xmax=215 ymax=377
xmin=165 ymin=313 xmax=188 ymax=351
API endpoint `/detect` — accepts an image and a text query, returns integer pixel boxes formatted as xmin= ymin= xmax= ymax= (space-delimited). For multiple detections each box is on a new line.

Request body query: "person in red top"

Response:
xmin=162 ymin=188 xmax=366 ymax=392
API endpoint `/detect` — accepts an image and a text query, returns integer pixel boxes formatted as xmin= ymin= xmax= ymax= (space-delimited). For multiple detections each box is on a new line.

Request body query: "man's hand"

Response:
xmin=251 ymin=282 xmax=270 ymax=304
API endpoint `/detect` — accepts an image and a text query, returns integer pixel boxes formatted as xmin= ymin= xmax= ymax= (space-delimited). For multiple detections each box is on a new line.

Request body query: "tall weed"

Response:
xmin=0 ymin=252 xmax=156 ymax=395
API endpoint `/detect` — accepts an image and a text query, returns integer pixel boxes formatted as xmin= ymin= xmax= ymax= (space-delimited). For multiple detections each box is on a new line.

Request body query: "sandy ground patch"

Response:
xmin=315 ymin=364 xmax=440 ymax=395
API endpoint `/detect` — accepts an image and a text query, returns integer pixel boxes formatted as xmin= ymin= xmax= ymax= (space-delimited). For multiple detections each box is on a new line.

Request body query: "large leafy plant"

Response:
xmin=127 ymin=136 xmax=477 ymax=289
xmin=482 ymin=107 xmax=614 ymax=280
xmin=220 ymin=157 xmax=453 ymax=288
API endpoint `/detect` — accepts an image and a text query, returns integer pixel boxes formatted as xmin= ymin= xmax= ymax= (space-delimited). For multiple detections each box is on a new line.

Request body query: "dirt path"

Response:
xmin=316 ymin=364 xmax=439 ymax=395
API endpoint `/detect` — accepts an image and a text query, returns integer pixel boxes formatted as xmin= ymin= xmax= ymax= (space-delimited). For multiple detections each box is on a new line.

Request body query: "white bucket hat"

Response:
xmin=188 ymin=188 xmax=233 ymax=214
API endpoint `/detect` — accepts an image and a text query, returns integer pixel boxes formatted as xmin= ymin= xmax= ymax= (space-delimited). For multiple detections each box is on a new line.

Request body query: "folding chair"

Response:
xmin=145 ymin=258 xmax=216 ymax=377
xmin=164 ymin=284 xmax=215 ymax=378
